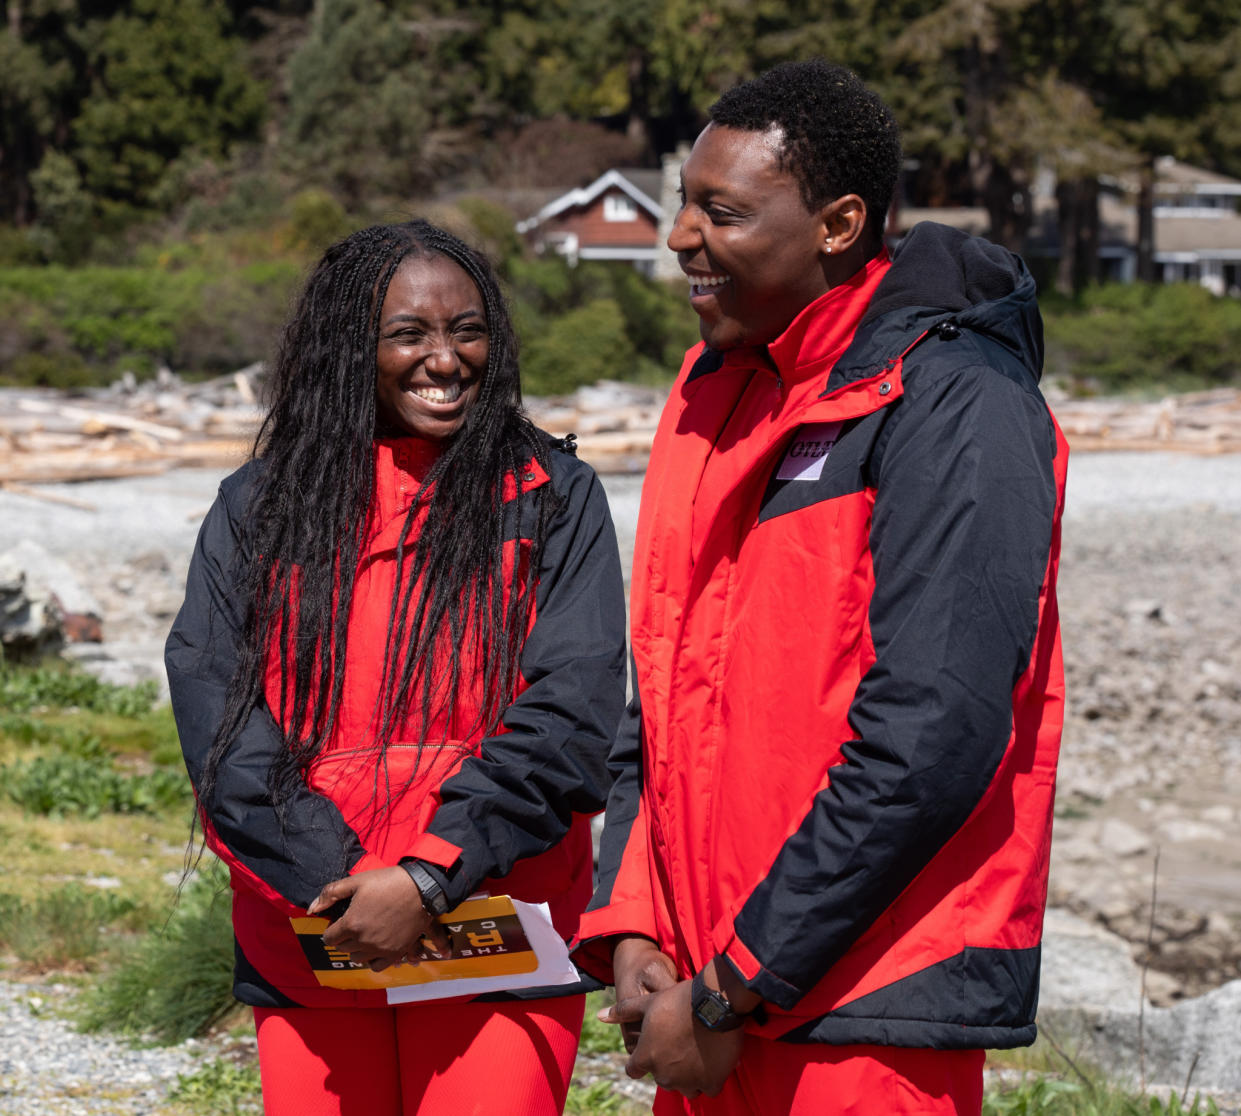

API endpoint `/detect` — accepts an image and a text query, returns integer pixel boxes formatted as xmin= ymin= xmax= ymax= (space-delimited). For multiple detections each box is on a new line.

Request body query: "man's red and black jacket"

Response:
xmin=575 ymin=223 xmax=1069 ymax=1050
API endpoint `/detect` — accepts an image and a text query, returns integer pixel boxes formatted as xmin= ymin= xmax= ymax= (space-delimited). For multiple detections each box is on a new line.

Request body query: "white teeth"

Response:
xmin=689 ymin=274 xmax=729 ymax=294
xmin=413 ymin=384 xmax=462 ymax=404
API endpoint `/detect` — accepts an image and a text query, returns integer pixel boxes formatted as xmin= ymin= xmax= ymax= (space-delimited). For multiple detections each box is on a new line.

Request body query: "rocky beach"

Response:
xmin=2 ymin=390 xmax=1240 ymax=1110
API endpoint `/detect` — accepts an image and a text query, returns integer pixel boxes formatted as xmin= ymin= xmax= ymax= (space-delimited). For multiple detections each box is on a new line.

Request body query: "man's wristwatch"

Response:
xmin=399 ymin=858 xmax=450 ymax=917
xmin=690 ymin=968 xmax=748 ymax=1032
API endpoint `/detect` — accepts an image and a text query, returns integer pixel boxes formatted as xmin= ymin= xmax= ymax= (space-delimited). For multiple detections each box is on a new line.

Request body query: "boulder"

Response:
xmin=1039 ymin=908 xmax=1241 ymax=1093
xmin=0 ymin=551 xmax=63 ymax=658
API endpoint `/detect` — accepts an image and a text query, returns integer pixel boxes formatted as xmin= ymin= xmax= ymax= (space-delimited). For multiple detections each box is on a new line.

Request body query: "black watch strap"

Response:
xmin=399 ymin=858 xmax=450 ymax=917
xmin=690 ymin=968 xmax=747 ymax=1032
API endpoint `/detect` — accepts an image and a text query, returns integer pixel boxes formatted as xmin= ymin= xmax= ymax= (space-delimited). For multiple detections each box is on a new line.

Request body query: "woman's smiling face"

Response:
xmin=668 ymin=123 xmax=834 ymax=351
xmin=374 ymin=254 xmax=488 ymax=441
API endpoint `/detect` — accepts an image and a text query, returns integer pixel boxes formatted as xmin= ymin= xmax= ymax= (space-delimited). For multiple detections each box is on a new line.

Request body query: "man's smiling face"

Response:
xmin=668 ymin=123 xmax=833 ymax=351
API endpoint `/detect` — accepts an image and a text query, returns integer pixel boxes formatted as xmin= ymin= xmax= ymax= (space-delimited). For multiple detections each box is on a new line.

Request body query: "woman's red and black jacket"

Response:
xmin=167 ymin=435 xmax=627 ymax=1008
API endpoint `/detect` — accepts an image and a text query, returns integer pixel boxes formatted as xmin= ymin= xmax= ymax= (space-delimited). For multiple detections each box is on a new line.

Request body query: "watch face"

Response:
xmin=699 ymin=997 xmax=728 ymax=1027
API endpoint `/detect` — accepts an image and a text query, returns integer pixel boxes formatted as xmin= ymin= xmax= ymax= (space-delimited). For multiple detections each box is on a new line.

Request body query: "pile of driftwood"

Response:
xmin=0 ymin=366 xmax=262 ymax=493
xmin=2 ymin=371 xmax=1240 ymax=496
xmin=1050 ymin=388 xmax=1241 ymax=453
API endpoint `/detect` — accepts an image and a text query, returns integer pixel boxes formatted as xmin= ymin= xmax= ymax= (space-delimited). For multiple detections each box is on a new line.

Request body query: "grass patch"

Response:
xmin=580 ymin=989 xmax=625 ymax=1055
xmin=77 ymin=862 xmax=239 ymax=1044
xmin=984 ymin=1039 xmax=1225 ymax=1115
xmin=0 ymin=805 xmax=189 ymax=917
xmin=566 ymin=1079 xmax=629 ymax=1115
xmin=0 ymin=884 xmax=139 ymax=970
xmin=983 ymin=1076 xmax=1222 ymax=1114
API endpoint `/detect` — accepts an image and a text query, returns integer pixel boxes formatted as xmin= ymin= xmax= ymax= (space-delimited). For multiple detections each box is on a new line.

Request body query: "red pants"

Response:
xmin=253 ymin=994 xmax=584 ymax=1116
xmin=652 ymin=1041 xmax=985 ymax=1116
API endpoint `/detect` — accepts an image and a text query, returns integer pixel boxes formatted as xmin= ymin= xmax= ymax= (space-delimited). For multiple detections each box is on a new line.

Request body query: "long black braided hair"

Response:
xmin=198 ymin=219 xmax=560 ymax=823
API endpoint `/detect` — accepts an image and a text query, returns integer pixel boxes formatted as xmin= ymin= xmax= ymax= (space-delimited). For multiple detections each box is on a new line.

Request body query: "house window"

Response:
xmin=603 ymin=194 xmax=638 ymax=222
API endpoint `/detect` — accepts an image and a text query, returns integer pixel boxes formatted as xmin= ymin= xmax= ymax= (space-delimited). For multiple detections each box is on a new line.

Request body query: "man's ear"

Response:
xmin=818 ymin=194 xmax=868 ymax=257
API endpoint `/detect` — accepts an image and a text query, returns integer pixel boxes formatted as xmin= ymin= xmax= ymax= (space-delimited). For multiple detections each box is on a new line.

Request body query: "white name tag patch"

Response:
xmin=776 ymin=422 xmax=843 ymax=482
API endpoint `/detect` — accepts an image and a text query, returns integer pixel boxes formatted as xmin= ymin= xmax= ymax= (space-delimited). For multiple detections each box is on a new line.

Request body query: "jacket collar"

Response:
xmin=718 ymin=249 xmax=891 ymax=384
xmin=367 ymin=437 xmax=550 ymax=556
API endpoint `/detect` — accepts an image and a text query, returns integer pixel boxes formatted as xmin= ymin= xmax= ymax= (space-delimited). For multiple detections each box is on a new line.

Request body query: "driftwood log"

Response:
xmin=2 ymin=373 xmax=1240 ymax=486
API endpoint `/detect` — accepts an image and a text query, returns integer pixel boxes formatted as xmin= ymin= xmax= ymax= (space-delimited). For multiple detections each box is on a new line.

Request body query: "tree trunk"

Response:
xmin=1136 ymin=155 xmax=1156 ymax=283
xmin=625 ymin=46 xmax=652 ymax=153
xmin=1079 ymin=176 xmax=1100 ymax=287
xmin=1057 ymin=177 xmax=1102 ymax=294
xmin=1055 ymin=179 xmax=1080 ymax=295
xmin=983 ymin=162 xmax=1030 ymax=253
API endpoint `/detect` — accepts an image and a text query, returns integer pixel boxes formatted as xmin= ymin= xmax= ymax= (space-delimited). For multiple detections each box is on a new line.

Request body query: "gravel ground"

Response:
xmin=0 ymin=981 xmax=218 ymax=1115
xmin=1 ymin=449 xmax=1239 ymax=1110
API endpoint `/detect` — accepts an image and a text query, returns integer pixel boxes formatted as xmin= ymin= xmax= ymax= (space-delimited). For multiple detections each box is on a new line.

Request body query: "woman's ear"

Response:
xmin=819 ymin=194 xmax=869 ymax=258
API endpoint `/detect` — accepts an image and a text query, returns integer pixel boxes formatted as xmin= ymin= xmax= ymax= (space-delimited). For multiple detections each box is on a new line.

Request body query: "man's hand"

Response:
xmin=308 ymin=866 xmax=449 ymax=969
xmin=608 ymin=978 xmax=744 ymax=1098
xmin=600 ymin=936 xmax=679 ymax=1053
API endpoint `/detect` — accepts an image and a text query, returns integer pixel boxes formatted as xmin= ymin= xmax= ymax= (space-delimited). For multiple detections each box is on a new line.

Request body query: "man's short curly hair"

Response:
xmin=709 ymin=59 xmax=901 ymax=239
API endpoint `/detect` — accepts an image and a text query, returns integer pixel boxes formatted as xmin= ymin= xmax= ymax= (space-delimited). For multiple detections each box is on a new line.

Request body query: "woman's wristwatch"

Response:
xmin=399 ymin=858 xmax=450 ymax=917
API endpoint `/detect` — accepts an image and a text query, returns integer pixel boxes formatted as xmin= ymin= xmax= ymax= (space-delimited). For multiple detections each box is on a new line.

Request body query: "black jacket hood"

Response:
xmin=834 ymin=221 xmax=1044 ymax=386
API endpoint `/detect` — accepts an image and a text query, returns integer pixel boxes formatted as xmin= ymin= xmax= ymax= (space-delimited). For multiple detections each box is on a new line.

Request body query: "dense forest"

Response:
xmin=2 ymin=0 xmax=1241 ymax=393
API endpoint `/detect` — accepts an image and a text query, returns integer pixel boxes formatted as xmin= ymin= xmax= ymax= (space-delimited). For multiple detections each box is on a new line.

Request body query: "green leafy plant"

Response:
xmin=0 ymin=663 xmax=157 ymax=717
xmin=983 ymin=1074 xmax=1224 ymax=1116
xmin=1043 ymin=282 xmax=1241 ymax=395
xmin=167 ymin=1058 xmax=262 ymax=1115
xmin=0 ymin=733 xmax=187 ymax=818
xmin=565 ymin=1080 xmax=625 ymax=1116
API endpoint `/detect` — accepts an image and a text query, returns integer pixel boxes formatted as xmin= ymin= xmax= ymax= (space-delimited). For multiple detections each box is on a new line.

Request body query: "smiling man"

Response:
xmin=574 ymin=61 xmax=1069 ymax=1115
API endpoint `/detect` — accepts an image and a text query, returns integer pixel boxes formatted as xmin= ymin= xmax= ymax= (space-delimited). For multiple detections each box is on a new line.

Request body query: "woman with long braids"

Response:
xmin=166 ymin=219 xmax=627 ymax=1115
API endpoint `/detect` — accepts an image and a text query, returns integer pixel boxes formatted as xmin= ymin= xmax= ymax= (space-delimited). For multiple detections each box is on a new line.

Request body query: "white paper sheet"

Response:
xmin=385 ymin=899 xmax=579 ymax=1005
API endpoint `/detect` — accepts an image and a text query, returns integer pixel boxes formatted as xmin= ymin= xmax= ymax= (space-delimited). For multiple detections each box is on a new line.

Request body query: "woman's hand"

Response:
xmin=309 ymin=867 xmax=450 ymax=969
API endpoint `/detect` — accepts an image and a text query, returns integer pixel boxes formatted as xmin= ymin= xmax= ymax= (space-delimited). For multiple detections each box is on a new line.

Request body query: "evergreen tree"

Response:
xmin=69 ymin=0 xmax=264 ymax=214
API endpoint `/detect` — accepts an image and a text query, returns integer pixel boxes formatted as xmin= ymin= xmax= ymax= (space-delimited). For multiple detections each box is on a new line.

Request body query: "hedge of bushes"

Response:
xmin=0 ymin=194 xmax=702 ymax=396
xmin=1042 ymin=281 xmax=1241 ymax=394
xmin=3 ymin=217 xmax=1239 ymax=398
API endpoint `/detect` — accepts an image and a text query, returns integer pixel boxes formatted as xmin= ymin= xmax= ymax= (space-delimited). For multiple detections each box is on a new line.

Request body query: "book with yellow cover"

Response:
xmin=290 ymin=894 xmax=539 ymax=991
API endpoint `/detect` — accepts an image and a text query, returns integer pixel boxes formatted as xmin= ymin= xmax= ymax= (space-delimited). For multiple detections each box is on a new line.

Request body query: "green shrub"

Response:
xmin=1043 ymin=282 xmax=1241 ymax=393
xmin=0 ymin=258 xmax=299 ymax=385
xmin=0 ymin=884 xmax=138 ymax=969
xmin=521 ymin=298 xmax=639 ymax=395
xmin=167 ymin=1057 xmax=262 ymax=1115
xmin=507 ymin=255 xmax=693 ymax=393
xmin=287 ymin=188 xmax=350 ymax=253
xmin=169 ymin=262 xmax=299 ymax=373
xmin=28 ymin=151 xmax=97 ymax=265
xmin=78 ymin=864 xmax=237 ymax=1044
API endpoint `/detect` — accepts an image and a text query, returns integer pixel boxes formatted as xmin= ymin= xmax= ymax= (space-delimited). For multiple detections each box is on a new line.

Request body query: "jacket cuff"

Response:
xmin=405 ymin=832 xmax=463 ymax=870
xmin=402 ymin=832 xmax=474 ymax=907
xmin=711 ymin=916 xmax=803 ymax=1011
xmin=570 ymin=901 xmax=660 ymax=985
xmin=347 ymin=851 xmax=390 ymax=877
